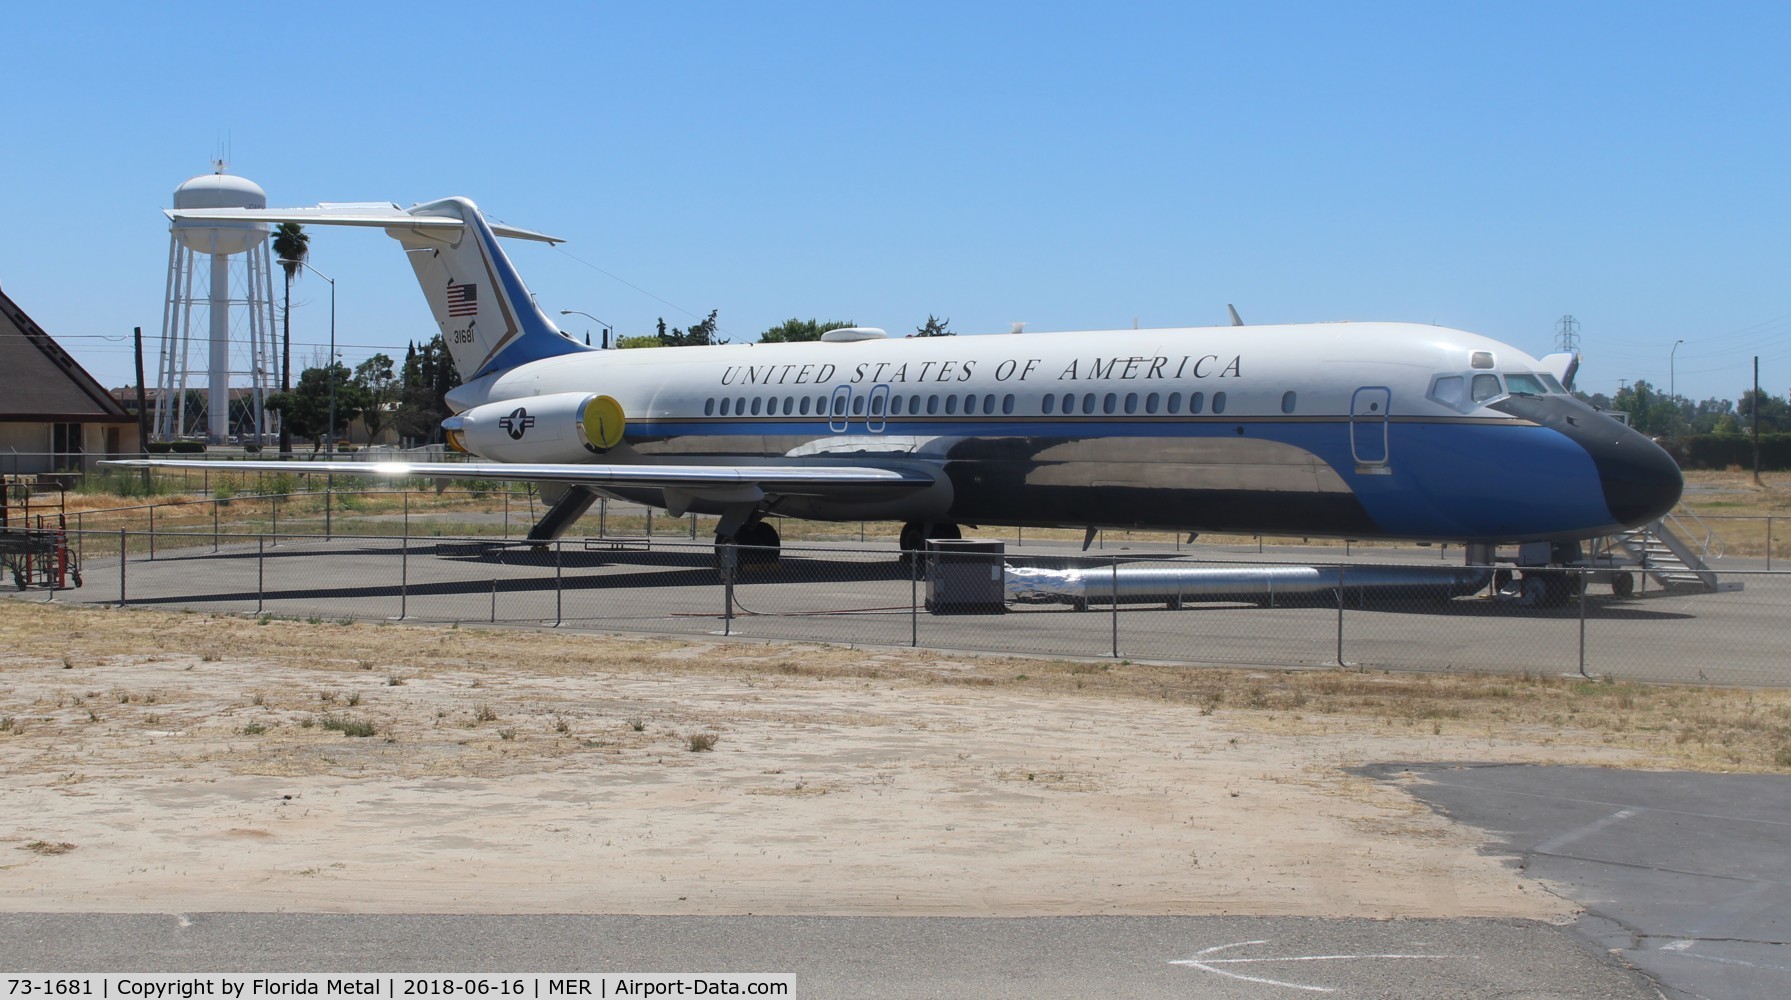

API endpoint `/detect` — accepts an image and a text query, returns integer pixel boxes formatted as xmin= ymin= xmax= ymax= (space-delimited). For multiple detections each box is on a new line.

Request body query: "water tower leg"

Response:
xmin=208 ymin=252 xmax=229 ymax=443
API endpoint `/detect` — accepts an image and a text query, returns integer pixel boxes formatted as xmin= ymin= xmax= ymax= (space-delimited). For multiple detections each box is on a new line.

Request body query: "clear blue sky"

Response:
xmin=2 ymin=2 xmax=1785 ymax=404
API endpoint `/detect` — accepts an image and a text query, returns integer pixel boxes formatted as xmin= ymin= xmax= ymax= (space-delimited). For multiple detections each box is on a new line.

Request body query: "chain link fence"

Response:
xmin=29 ymin=511 xmax=1790 ymax=687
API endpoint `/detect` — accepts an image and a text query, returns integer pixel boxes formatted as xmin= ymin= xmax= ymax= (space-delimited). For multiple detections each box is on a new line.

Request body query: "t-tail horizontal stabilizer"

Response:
xmin=162 ymin=197 xmax=592 ymax=380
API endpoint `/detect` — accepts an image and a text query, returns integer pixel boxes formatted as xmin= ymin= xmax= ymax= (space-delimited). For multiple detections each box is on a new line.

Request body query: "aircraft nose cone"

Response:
xmin=1490 ymin=394 xmax=1684 ymax=528
xmin=1591 ymin=426 xmax=1684 ymax=526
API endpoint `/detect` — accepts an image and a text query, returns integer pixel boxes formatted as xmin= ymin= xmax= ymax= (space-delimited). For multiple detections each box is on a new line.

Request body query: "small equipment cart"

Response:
xmin=1 ymin=477 xmax=81 ymax=591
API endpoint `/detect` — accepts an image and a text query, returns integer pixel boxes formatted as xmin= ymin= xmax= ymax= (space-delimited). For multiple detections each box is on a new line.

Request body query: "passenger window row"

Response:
xmin=699 ymin=389 xmax=1277 ymax=418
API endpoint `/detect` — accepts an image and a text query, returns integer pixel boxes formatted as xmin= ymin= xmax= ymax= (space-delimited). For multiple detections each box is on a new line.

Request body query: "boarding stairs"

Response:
xmin=1598 ymin=506 xmax=1741 ymax=593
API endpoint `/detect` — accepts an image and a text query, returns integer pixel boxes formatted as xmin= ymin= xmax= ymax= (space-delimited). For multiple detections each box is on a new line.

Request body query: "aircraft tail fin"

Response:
xmin=164 ymin=197 xmax=595 ymax=379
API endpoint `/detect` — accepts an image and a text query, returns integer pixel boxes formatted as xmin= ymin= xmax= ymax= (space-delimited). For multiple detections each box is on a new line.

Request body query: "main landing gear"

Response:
xmin=716 ymin=518 xmax=782 ymax=570
xmin=898 ymin=520 xmax=961 ymax=566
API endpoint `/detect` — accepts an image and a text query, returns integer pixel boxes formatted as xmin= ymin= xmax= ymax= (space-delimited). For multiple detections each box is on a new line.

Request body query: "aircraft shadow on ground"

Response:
xmin=108 ymin=542 xmax=1695 ymax=622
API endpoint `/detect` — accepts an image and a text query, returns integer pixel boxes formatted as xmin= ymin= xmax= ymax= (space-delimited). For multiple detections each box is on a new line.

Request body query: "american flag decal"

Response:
xmin=446 ymin=283 xmax=478 ymax=317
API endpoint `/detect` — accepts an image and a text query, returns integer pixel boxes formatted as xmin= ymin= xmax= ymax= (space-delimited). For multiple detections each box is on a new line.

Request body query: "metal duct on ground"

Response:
xmin=1005 ymin=564 xmax=1494 ymax=608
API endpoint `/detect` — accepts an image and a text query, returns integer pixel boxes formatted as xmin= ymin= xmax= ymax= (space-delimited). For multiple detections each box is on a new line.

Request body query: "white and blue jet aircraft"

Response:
xmin=123 ymin=196 xmax=1682 ymax=596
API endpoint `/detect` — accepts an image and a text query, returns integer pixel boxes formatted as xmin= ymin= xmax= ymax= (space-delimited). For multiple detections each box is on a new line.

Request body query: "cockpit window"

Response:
xmin=1504 ymin=373 xmax=1547 ymax=396
xmin=1428 ymin=375 xmax=1466 ymax=408
xmin=1470 ymin=373 xmax=1503 ymax=402
xmin=1538 ymin=373 xmax=1565 ymax=394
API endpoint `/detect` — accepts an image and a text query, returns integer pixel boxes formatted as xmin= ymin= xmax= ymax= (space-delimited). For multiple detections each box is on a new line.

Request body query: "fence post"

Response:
xmin=1110 ymin=558 xmax=1120 ymax=658
xmin=399 ymin=534 xmax=409 ymax=620
xmin=271 ymin=495 xmax=278 ymax=545
xmin=325 ymin=487 xmax=332 ymax=540
xmin=646 ymin=509 xmax=653 ymax=538
xmin=490 ymin=577 xmax=497 ymax=624
xmin=76 ymin=513 xmax=83 ymax=566
xmin=1336 ymin=563 xmax=1346 ymax=668
xmin=554 ymin=538 xmax=563 ymax=626
xmin=1577 ymin=568 xmax=1589 ymax=678
xmin=723 ymin=547 xmax=735 ymax=636
xmin=910 ymin=551 xmax=919 ymax=647
xmin=403 ymin=491 xmax=410 ymax=540
xmin=1769 ymin=516 xmax=1774 ymax=572
xmin=503 ymin=491 xmax=510 ymax=539
xmin=257 ymin=535 xmax=265 ymax=615
xmin=690 ymin=513 xmax=697 ymax=540
xmin=148 ymin=505 xmax=155 ymax=561
xmin=212 ymin=501 xmax=219 ymax=553
xmin=599 ymin=498 xmax=607 ymax=537
xmin=118 ymin=529 xmax=126 ymax=608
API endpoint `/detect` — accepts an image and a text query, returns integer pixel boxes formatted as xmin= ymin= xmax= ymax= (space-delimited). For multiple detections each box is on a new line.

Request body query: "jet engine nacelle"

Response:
xmin=443 ymin=392 xmax=625 ymax=462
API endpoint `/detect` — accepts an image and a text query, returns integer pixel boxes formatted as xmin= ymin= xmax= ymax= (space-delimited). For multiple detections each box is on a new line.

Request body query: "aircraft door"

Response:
xmin=828 ymin=385 xmax=851 ymax=433
xmin=866 ymin=384 xmax=890 ymax=433
xmin=1350 ymin=386 xmax=1391 ymax=471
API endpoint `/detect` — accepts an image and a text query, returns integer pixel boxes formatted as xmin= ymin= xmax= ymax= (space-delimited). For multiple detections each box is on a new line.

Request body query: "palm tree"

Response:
xmin=271 ymin=222 xmax=309 ymax=454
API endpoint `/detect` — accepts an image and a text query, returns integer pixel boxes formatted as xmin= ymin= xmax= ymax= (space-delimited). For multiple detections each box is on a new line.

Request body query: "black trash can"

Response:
xmin=925 ymin=539 xmax=1007 ymax=614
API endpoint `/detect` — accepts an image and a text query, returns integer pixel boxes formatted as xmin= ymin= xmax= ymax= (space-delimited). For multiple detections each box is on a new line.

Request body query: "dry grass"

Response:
xmin=2 ymin=602 xmax=1788 ymax=774
xmin=21 ymin=840 xmax=76 ymax=855
xmin=52 ymin=470 xmax=1791 ymax=558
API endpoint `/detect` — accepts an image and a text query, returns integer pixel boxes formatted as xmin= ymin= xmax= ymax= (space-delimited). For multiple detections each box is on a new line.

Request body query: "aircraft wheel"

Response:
xmin=1515 ymin=571 xmax=1573 ymax=607
xmin=898 ymin=521 xmax=960 ymax=566
xmin=1610 ymin=571 xmax=1635 ymax=598
xmin=737 ymin=520 xmax=781 ymax=568
xmin=1515 ymin=573 xmax=1550 ymax=607
xmin=898 ymin=521 xmax=925 ymax=564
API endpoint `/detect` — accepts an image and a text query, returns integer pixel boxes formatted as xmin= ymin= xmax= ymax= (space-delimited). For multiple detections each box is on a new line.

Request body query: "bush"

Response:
xmin=147 ymin=442 xmax=174 ymax=454
xmin=1661 ymin=433 xmax=1791 ymax=471
xmin=320 ymin=715 xmax=377 ymax=738
xmin=170 ymin=441 xmax=207 ymax=454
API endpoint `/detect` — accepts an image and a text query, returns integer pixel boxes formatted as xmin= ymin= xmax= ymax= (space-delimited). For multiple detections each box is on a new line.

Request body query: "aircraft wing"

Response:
xmin=163 ymin=202 xmax=563 ymax=244
xmin=102 ymin=458 xmax=933 ymax=497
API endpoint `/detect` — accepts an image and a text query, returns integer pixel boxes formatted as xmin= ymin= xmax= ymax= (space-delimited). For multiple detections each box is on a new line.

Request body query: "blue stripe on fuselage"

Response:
xmin=621 ymin=416 xmax=1616 ymax=541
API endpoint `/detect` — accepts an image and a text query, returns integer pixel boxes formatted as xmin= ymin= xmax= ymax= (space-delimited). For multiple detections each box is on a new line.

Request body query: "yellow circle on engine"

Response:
xmin=580 ymin=395 xmax=626 ymax=452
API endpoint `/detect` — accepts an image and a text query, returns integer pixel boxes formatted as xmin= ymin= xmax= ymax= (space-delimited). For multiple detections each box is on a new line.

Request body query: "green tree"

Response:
xmin=270 ymin=222 xmax=309 ymax=455
xmin=759 ymin=317 xmax=855 ymax=343
xmin=394 ymin=336 xmax=461 ymax=445
xmin=1687 ymin=397 xmax=1735 ymax=435
xmin=616 ymin=335 xmax=664 ymax=349
xmin=914 ymin=314 xmax=954 ymax=337
xmin=1612 ymin=380 xmax=1684 ymax=437
xmin=1739 ymin=388 xmax=1789 ymax=434
xmin=266 ymin=363 xmax=366 ymax=454
xmin=353 ymin=353 xmax=398 ymax=443
xmin=658 ymin=309 xmax=725 ymax=346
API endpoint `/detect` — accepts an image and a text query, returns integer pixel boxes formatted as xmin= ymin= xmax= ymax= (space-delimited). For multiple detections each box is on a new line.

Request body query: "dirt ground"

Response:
xmin=3 ymin=602 xmax=1782 ymax=918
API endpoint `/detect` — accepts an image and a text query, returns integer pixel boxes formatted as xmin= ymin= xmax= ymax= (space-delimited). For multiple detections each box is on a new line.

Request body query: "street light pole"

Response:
xmin=280 ymin=259 xmax=337 ymax=454
xmin=1670 ymin=339 xmax=1684 ymax=401
xmin=560 ymin=309 xmax=612 ymax=349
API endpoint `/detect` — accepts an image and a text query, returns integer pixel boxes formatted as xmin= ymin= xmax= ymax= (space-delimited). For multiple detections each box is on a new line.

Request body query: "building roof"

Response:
xmin=0 ymin=282 xmax=134 ymax=422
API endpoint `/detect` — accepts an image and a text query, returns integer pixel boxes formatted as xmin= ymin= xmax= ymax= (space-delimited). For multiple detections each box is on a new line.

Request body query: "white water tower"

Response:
xmin=154 ymin=164 xmax=279 ymax=443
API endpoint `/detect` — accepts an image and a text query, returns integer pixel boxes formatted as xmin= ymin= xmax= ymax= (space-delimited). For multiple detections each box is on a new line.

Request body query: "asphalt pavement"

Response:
xmin=0 ymin=913 xmax=1657 ymax=998
xmin=1376 ymin=762 xmax=1791 ymax=1000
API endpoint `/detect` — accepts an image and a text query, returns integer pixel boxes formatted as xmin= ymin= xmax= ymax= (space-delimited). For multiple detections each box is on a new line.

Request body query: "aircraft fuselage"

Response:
xmin=444 ymin=321 xmax=1681 ymax=544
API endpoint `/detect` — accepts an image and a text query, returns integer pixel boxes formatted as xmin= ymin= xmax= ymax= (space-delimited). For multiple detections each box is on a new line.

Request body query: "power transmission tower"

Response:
xmin=1554 ymin=315 xmax=1580 ymax=354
